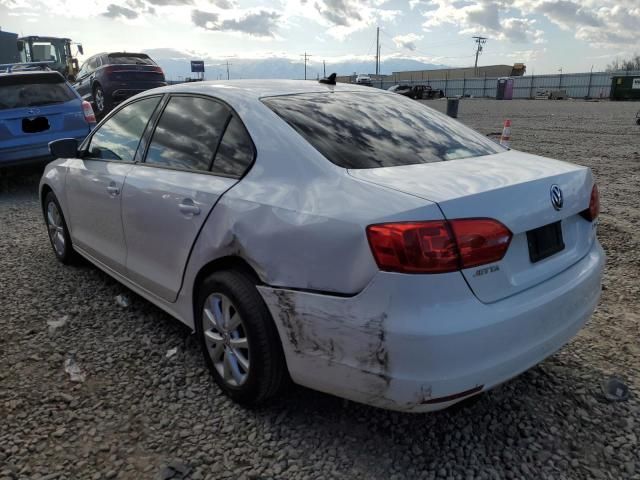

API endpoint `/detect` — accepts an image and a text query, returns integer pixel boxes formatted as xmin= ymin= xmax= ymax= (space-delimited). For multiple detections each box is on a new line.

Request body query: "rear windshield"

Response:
xmin=108 ymin=54 xmax=155 ymax=65
xmin=0 ymin=74 xmax=75 ymax=110
xmin=262 ymin=92 xmax=504 ymax=169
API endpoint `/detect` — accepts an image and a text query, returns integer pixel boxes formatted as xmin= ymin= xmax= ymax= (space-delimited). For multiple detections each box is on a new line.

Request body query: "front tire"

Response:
xmin=195 ymin=270 xmax=287 ymax=405
xmin=43 ymin=192 xmax=77 ymax=264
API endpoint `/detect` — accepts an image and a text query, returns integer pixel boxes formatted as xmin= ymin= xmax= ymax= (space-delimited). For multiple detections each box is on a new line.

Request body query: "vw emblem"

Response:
xmin=550 ymin=184 xmax=563 ymax=211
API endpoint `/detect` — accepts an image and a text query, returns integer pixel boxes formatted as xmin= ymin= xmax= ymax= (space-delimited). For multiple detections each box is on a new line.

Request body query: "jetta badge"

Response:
xmin=550 ymin=184 xmax=563 ymax=211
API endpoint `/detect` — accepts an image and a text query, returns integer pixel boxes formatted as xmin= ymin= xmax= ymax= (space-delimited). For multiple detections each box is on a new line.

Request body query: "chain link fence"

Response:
xmin=368 ymin=70 xmax=640 ymax=99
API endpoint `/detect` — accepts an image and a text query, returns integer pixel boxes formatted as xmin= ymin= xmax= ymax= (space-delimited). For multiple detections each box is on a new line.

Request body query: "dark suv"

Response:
xmin=73 ymin=52 xmax=166 ymax=117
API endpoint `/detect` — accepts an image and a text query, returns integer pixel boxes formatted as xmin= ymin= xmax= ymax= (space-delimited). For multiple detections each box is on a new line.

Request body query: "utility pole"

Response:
xmin=323 ymin=60 xmax=326 ymax=78
xmin=225 ymin=60 xmax=232 ymax=80
xmin=301 ymin=52 xmax=312 ymax=80
xmin=472 ymin=36 xmax=487 ymax=75
xmin=375 ymin=26 xmax=380 ymax=76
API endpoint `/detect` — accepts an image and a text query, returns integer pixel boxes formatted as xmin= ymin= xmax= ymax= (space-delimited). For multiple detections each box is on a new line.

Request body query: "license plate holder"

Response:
xmin=527 ymin=221 xmax=565 ymax=263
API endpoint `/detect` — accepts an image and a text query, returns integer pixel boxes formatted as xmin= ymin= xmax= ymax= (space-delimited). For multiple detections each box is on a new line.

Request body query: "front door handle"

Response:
xmin=107 ymin=183 xmax=120 ymax=196
xmin=179 ymin=199 xmax=200 ymax=216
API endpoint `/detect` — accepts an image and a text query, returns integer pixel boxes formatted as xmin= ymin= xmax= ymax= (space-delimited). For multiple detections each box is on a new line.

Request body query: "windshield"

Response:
xmin=0 ymin=74 xmax=75 ymax=110
xmin=262 ymin=92 xmax=505 ymax=169
xmin=108 ymin=54 xmax=155 ymax=65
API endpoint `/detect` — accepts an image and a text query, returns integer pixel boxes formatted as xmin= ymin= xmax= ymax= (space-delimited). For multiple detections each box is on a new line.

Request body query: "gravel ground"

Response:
xmin=1 ymin=98 xmax=639 ymax=480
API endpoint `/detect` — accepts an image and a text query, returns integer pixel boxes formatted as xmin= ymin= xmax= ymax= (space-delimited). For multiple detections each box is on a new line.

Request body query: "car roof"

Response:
xmin=0 ymin=70 xmax=65 ymax=80
xmin=150 ymin=79 xmax=386 ymax=102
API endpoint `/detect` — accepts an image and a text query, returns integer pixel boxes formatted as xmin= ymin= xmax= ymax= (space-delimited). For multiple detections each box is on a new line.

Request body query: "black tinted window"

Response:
xmin=212 ymin=116 xmax=254 ymax=178
xmin=108 ymin=54 xmax=155 ymax=65
xmin=87 ymin=97 xmax=160 ymax=161
xmin=0 ymin=74 xmax=74 ymax=110
xmin=145 ymin=96 xmax=230 ymax=171
xmin=262 ymin=92 xmax=504 ymax=169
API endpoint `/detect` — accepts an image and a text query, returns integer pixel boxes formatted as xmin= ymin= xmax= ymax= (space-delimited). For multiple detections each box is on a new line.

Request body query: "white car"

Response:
xmin=355 ymin=74 xmax=372 ymax=86
xmin=40 ymin=80 xmax=604 ymax=412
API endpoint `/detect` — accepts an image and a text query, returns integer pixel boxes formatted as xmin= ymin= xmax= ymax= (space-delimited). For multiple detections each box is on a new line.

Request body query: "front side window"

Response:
xmin=86 ymin=96 xmax=160 ymax=161
xmin=144 ymin=96 xmax=230 ymax=172
xmin=212 ymin=116 xmax=254 ymax=178
xmin=262 ymin=92 xmax=505 ymax=169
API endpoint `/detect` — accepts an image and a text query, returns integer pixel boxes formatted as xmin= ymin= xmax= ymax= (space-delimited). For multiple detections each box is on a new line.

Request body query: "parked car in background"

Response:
xmin=73 ymin=52 xmax=166 ymax=117
xmin=355 ymin=74 xmax=372 ymax=86
xmin=388 ymin=84 xmax=445 ymax=100
xmin=0 ymin=66 xmax=95 ymax=167
xmin=40 ymin=80 xmax=603 ymax=412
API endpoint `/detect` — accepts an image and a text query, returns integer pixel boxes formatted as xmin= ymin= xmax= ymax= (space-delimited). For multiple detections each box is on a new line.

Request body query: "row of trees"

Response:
xmin=606 ymin=54 xmax=640 ymax=72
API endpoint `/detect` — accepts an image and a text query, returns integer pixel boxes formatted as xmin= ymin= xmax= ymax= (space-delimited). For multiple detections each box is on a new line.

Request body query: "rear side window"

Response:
xmin=145 ymin=96 xmax=230 ymax=171
xmin=262 ymin=92 xmax=504 ymax=169
xmin=86 ymin=96 xmax=160 ymax=161
xmin=0 ymin=74 xmax=75 ymax=110
xmin=108 ymin=54 xmax=155 ymax=65
xmin=212 ymin=116 xmax=254 ymax=178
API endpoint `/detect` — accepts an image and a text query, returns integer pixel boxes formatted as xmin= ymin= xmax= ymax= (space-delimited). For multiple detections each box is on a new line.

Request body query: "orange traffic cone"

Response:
xmin=500 ymin=119 xmax=511 ymax=148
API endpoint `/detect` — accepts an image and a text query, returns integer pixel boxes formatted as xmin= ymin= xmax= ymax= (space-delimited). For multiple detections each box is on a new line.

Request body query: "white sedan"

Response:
xmin=40 ymin=80 xmax=604 ymax=412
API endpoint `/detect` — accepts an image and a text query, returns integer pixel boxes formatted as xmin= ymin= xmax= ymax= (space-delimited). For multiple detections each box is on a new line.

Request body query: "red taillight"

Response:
xmin=580 ymin=184 xmax=599 ymax=222
xmin=366 ymin=218 xmax=512 ymax=274
xmin=449 ymin=219 xmax=513 ymax=268
xmin=82 ymin=100 xmax=96 ymax=124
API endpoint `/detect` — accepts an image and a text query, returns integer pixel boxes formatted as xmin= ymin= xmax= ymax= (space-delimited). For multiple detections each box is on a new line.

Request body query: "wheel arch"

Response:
xmin=192 ymin=256 xmax=262 ymax=316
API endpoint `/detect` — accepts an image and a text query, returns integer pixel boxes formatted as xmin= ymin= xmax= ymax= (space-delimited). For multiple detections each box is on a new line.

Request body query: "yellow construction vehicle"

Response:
xmin=17 ymin=36 xmax=83 ymax=80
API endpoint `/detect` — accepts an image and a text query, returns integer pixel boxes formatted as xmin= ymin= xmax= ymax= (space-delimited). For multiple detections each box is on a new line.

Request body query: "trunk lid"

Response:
xmin=349 ymin=150 xmax=596 ymax=303
xmin=0 ymin=99 xmax=87 ymax=145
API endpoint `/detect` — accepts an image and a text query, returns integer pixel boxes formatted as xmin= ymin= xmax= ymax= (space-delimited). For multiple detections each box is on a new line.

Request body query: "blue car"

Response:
xmin=0 ymin=68 xmax=95 ymax=166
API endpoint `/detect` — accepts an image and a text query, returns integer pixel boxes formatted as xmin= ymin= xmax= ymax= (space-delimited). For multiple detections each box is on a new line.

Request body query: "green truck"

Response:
xmin=610 ymin=75 xmax=640 ymax=101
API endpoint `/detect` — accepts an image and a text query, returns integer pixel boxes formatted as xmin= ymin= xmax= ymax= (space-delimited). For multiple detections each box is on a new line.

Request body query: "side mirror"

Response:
xmin=49 ymin=138 xmax=79 ymax=159
xmin=77 ymin=44 xmax=84 ymax=55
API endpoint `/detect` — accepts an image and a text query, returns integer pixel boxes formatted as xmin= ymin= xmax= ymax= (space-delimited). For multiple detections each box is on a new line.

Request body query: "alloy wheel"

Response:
xmin=95 ymin=88 xmax=104 ymax=112
xmin=46 ymin=201 xmax=66 ymax=257
xmin=202 ymin=293 xmax=250 ymax=387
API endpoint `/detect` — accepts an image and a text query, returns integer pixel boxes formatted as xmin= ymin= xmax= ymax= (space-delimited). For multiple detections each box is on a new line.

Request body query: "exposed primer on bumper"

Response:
xmin=259 ymin=286 xmax=395 ymax=407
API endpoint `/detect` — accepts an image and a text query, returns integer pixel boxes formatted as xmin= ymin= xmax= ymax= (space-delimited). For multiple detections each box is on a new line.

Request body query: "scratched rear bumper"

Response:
xmin=258 ymin=240 xmax=604 ymax=412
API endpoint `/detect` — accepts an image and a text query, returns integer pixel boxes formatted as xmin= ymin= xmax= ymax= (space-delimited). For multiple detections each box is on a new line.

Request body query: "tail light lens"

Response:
xmin=82 ymin=100 xmax=96 ymax=124
xmin=366 ymin=218 xmax=512 ymax=274
xmin=449 ymin=219 xmax=513 ymax=268
xmin=580 ymin=184 xmax=599 ymax=222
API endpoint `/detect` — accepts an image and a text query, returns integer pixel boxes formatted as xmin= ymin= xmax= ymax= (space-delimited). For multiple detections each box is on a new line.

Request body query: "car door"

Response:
xmin=73 ymin=56 xmax=96 ymax=102
xmin=65 ymin=95 xmax=162 ymax=273
xmin=121 ymin=95 xmax=254 ymax=302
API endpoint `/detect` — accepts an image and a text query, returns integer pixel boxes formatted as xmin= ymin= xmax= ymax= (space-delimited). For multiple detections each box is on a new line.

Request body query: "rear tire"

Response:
xmin=93 ymin=84 xmax=109 ymax=116
xmin=195 ymin=270 xmax=287 ymax=405
xmin=43 ymin=191 xmax=77 ymax=265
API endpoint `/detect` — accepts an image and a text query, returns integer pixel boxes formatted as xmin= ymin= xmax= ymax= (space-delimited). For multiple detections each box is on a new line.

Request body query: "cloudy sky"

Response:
xmin=1 ymin=0 xmax=638 ymax=76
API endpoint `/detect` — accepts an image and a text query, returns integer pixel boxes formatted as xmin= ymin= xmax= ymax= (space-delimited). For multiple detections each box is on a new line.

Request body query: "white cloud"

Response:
xmin=420 ymin=0 xmax=639 ymax=48
xmin=393 ymin=33 xmax=423 ymax=51
xmin=421 ymin=0 xmax=544 ymax=44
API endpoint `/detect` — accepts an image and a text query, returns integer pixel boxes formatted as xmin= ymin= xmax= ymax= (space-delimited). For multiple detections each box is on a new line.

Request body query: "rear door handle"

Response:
xmin=179 ymin=199 xmax=200 ymax=216
xmin=107 ymin=183 xmax=120 ymax=196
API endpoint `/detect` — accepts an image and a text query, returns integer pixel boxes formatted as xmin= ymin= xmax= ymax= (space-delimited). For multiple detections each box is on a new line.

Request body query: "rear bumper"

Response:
xmin=258 ymin=239 xmax=605 ymax=412
xmin=108 ymin=83 xmax=167 ymax=103
xmin=0 ymin=130 xmax=89 ymax=167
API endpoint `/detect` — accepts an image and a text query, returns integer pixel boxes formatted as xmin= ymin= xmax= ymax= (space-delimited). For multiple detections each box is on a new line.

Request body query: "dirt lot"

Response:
xmin=1 ymin=99 xmax=639 ymax=480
